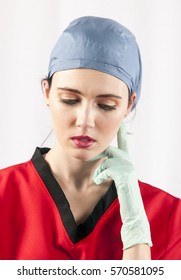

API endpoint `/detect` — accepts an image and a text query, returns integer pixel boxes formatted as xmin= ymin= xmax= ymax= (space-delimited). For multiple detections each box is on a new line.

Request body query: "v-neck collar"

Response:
xmin=31 ymin=147 xmax=117 ymax=244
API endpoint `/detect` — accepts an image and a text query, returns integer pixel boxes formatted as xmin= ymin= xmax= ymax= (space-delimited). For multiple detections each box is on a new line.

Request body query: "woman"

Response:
xmin=0 ymin=16 xmax=180 ymax=260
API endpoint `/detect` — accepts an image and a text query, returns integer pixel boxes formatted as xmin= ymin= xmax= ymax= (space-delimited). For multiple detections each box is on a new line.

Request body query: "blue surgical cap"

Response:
xmin=48 ymin=16 xmax=142 ymax=106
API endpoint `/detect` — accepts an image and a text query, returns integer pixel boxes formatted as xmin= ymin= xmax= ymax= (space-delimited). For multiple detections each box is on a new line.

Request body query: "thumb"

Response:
xmin=86 ymin=150 xmax=107 ymax=162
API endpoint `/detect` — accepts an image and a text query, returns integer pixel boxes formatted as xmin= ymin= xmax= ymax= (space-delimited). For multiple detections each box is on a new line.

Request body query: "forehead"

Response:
xmin=52 ymin=69 xmax=129 ymax=94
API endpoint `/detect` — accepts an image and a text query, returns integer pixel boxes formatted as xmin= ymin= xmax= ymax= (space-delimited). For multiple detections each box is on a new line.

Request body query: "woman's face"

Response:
xmin=43 ymin=69 xmax=136 ymax=161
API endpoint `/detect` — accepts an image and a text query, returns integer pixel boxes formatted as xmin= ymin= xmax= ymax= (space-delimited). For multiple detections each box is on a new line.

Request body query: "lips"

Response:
xmin=71 ymin=135 xmax=95 ymax=148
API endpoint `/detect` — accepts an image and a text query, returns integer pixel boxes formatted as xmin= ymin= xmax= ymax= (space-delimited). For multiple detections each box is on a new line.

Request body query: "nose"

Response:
xmin=75 ymin=104 xmax=95 ymax=129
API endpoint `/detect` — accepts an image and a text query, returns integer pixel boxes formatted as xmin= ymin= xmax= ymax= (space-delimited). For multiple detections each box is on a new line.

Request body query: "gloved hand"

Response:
xmin=92 ymin=123 xmax=152 ymax=250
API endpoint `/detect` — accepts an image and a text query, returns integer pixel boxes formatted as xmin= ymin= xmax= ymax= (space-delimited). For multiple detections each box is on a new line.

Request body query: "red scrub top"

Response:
xmin=0 ymin=147 xmax=180 ymax=260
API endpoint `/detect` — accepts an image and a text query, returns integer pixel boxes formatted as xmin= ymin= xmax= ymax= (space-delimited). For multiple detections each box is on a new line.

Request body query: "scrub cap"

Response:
xmin=48 ymin=16 xmax=142 ymax=107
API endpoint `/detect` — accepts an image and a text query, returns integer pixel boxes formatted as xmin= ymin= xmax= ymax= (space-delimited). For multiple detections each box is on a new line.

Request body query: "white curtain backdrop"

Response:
xmin=0 ymin=0 xmax=181 ymax=198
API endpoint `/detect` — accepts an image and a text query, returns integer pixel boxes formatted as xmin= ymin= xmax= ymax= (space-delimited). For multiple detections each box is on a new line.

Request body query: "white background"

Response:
xmin=0 ymin=0 xmax=181 ymax=198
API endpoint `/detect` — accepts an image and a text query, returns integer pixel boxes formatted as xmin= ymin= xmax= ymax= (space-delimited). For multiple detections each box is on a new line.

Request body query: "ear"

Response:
xmin=125 ymin=92 xmax=137 ymax=117
xmin=42 ymin=80 xmax=50 ymax=106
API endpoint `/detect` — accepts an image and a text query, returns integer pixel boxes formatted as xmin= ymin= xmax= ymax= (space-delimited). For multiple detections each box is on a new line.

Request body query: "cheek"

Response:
xmin=49 ymin=104 xmax=70 ymax=132
xmin=98 ymin=111 xmax=125 ymax=139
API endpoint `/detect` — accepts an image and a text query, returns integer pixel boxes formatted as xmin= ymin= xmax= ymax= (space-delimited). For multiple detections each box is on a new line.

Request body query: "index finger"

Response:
xmin=117 ymin=122 xmax=129 ymax=153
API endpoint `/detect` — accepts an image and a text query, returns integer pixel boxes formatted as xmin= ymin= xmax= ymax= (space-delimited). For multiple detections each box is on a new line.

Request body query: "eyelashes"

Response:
xmin=98 ymin=104 xmax=116 ymax=111
xmin=61 ymin=99 xmax=116 ymax=111
xmin=61 ymin=99 xmax=79 ymax=105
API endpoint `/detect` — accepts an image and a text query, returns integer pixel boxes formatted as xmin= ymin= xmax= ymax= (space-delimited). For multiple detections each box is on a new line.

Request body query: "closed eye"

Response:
xmin=61 ymin=99 xmax=79 ymax=105
xmin=98 ymin=104 xmax=116 ymax=111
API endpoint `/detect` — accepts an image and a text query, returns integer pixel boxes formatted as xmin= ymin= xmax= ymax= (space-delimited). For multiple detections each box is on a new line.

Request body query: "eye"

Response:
xmin=98 ymin=104 xmax=116 ymax=111
xmin=61 ymin=99 xmax=79 ymax=105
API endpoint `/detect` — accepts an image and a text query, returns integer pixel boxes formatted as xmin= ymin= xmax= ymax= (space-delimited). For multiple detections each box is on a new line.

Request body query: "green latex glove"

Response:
xmin=92 ymin=123 xmax=152 ymax=250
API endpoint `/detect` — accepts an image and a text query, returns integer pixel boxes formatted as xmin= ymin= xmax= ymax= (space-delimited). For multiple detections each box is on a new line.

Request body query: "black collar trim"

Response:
xmin=31 ymin=147 xmax=117 ymax=244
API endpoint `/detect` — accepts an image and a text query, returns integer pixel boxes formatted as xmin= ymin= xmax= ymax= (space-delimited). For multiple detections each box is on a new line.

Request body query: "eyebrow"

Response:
xmin=57 ymin=87 xmax=122 ymax=99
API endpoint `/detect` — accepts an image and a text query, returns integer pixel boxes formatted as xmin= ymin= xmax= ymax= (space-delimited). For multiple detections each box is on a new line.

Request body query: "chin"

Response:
xmin=71 ymin=150 xmax=95 ymax=161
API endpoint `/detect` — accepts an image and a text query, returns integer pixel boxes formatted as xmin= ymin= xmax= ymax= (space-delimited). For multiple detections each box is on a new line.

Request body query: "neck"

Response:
xmin=45 ymin=144 xmax=102 ymax=189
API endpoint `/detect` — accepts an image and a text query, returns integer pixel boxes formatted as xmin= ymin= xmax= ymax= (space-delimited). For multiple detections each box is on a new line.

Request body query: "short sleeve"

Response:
xmin=162 ymin=198 xmax=181 ymax=259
